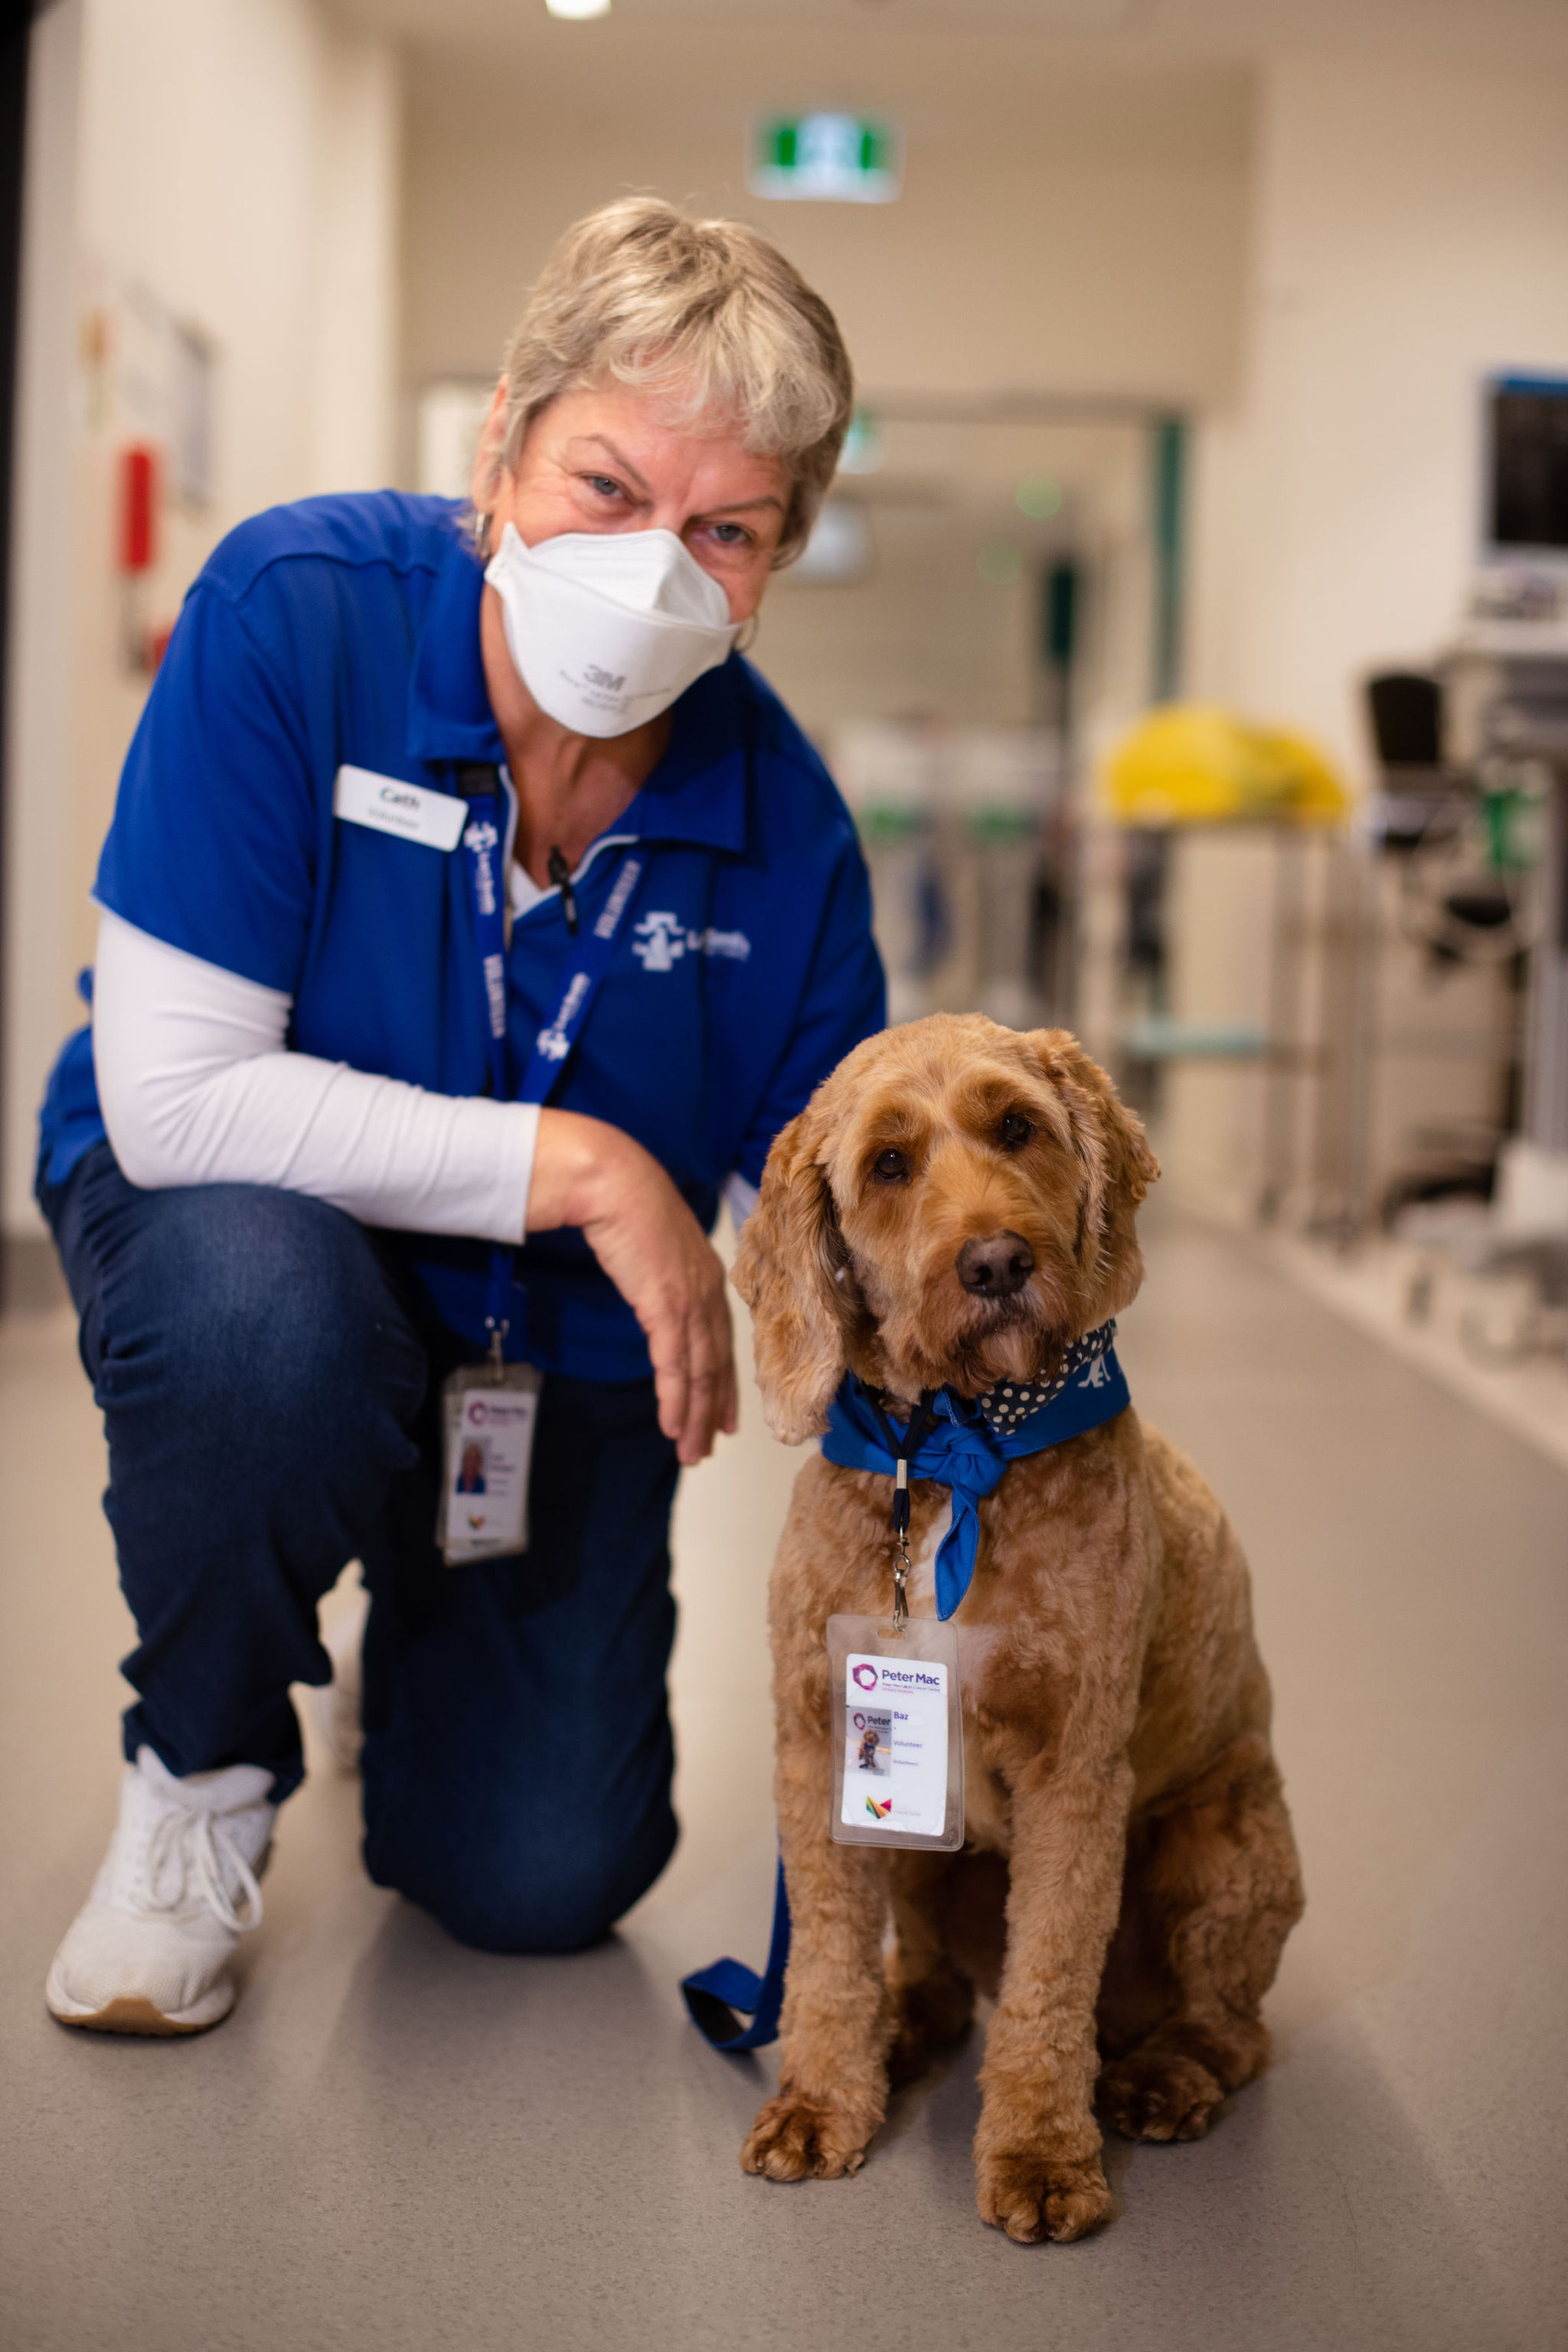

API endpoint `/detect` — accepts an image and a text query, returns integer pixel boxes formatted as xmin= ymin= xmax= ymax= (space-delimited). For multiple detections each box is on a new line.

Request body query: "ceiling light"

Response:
xmin=546 ymin=0 xmax=610 ymax=18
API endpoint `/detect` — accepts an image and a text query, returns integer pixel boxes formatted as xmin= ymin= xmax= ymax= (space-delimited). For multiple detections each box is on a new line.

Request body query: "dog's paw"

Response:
xmin=887 ymin=2018 xmax=936 ymax=2088
xmin=887 ymin=1967 xmax=975 ymax=2086
xmin=975 ymin=2150 xmax=1112 ymax=2244
xmin=740 ymin=2094 xmax=871 ymax=2183
xmin=1098 ymin=2049 xmax=1225 ymax=2143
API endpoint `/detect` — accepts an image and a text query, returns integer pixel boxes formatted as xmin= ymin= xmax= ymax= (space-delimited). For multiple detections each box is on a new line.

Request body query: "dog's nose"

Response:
xmin=956 ymin=1231 xmax=1035 ymax=1298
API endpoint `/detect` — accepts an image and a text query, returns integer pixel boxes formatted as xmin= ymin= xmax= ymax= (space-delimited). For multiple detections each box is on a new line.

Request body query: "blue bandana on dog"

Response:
xmin=820 ymin=1321 xmax=1131 ymax=1620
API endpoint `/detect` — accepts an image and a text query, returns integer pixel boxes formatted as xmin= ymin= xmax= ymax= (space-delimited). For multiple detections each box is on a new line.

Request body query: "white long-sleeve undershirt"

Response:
xmin=91 ymin=907 xmax=539 ymax=1241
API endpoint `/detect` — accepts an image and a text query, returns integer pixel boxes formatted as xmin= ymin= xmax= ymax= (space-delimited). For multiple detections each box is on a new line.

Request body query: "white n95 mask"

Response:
xmin=484 ymin=523 xmax=740 ymax=738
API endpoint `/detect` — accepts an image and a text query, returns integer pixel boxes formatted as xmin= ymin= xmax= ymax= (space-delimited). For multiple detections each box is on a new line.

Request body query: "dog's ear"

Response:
xmin=731 ymin=1102 xmax=850 ymax=1445
xmin=1028 ymin=1029 xmax=1159 ymax=1309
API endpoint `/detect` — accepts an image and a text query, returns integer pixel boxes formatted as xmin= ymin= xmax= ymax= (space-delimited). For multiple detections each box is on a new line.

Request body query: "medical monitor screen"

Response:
xmin=1488 ymin=376 xmax=1568 ymax=554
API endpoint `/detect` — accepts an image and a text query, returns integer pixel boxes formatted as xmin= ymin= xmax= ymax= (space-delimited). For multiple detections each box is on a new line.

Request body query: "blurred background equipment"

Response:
xmin=1096 ymin=704 xmax=1351 ymax=1224
xmin=829 ymin=718 xmax=1067 ymax=1030
xmin=1104 ymin=704 xmax=1350 ymax=829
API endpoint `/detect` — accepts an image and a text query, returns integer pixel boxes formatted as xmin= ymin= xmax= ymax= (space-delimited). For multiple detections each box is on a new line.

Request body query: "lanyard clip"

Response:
xmin=547 ymin=846 xmax=579 ymax=936
xmin=891 ymin=1457 xmax=910 ymax=1630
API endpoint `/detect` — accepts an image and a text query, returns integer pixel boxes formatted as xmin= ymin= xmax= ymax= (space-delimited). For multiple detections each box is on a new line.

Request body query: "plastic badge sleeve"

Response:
xmin=438 ymin=1361 xmax=543 ymax=1566
xmin=827 ymin=1613 xmax=965 ymax=1853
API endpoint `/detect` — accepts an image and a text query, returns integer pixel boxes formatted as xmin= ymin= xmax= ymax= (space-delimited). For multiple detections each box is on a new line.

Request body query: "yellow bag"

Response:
xmin=1102 ymin=704 xmax=1351 ymax=828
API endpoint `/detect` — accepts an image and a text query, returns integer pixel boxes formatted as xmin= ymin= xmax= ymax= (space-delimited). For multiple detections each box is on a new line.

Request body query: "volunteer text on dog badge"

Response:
xmin=841 ymin=1653 xmax=949 ymax=1836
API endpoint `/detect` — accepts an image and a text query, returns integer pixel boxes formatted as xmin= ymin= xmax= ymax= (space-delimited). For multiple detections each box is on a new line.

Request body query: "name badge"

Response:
xmin=333 ymin=764 xmax=468 ymax=851
xmin=438 ymin=1362 xmax=544 ymax=1566
xmin=827 ymin=1614 xmax=965 ymax=1852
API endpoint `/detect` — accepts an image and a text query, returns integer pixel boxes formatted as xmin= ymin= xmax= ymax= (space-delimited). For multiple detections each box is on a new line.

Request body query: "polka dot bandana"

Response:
xmin=975 ymin=1321 xmax=1118 ymax=1436
xmin=826 ymin=1338 xmax=1132 ymax=1618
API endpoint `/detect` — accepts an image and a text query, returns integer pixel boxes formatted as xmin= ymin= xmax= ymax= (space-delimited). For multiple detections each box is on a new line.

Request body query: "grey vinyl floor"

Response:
xmin=2 ymin=1209 xmax=1565 ymax=2352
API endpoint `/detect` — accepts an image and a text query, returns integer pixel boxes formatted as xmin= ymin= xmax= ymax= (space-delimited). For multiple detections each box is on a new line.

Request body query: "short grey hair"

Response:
xmin=483 ymin=197 xmax=854 ymax=566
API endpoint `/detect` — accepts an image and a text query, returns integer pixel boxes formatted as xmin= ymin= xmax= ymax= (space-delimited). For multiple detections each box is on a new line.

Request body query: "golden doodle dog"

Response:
xmin=730 ymin=1014 xmax=1304 ymax=2243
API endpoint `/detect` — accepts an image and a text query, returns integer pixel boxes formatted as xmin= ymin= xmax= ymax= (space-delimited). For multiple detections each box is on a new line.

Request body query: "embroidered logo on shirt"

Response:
xmin=631 ymin=912 xmax=751 ymax=972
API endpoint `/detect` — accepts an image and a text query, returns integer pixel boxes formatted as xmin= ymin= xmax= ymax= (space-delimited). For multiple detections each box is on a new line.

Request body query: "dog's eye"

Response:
xmin=998 ymin=1113 xmax=1034 ymax=1152
xmin=871 ymin=1148 xmax=910 ymax=1184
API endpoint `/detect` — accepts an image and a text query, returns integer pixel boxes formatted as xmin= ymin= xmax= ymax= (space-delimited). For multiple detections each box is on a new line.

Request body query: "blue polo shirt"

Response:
xmin=38 ymin=492 xmax=884 ymax=1383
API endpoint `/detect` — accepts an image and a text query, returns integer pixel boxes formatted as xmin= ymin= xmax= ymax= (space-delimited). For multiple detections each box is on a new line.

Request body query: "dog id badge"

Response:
xmin=826 ymin=1615 xmax=965 ymax=1852
xmin=437 ymin=1361 xmax=542 ymax=1566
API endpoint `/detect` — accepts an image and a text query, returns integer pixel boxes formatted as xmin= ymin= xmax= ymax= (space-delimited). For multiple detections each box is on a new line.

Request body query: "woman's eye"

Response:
xmin=872 ymin=1148 xmax=910 ymax=1184
xmin=585 ymin=474 xmax=624 ymax=500
xmin=998 ymin=1114 xmax=1034 ymax=1151
xmin=709 ymin=522 xmax=752 ymax=547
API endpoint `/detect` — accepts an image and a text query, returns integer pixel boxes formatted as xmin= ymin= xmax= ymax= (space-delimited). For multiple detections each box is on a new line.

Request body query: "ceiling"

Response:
xmin=329 ymin=0 xmax=1568 ymax=70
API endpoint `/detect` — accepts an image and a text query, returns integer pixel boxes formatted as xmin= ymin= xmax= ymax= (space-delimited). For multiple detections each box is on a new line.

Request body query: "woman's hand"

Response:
xmin=528 ymin=1109 xmax=737 ymax=1465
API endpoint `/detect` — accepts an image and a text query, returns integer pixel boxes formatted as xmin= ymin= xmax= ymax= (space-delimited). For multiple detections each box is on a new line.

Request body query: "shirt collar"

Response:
xmin=628 ymin=662 xmax=750 ymax=856
xmin=406 ymin=520 xmax=505 ymax=769
xmin=406 ymin=517 xmax=750 ymax=858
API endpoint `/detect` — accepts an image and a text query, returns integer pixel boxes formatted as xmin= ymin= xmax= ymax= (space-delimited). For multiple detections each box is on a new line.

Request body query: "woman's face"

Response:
xmin=475 ymin=381 xmax=791 ymax=623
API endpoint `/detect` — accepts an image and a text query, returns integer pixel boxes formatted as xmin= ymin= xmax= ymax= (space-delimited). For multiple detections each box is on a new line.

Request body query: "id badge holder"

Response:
xmin=438 ymin=1358 xmax=543 ymax=1567
xmin=827 ymin=1612 xmax=965 ymax=1853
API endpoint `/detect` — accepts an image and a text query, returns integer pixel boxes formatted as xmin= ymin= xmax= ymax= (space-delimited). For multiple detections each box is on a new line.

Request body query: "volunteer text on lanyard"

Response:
xmin=437 ymin=764 xmax=647 ymax=1566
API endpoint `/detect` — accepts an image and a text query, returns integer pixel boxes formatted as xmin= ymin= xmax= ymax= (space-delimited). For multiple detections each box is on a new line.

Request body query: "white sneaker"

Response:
xmin=306 ymin=1583 xmax=368 ymax=1774
xmin=45 ymin=1747 xmax=275 ymax=2037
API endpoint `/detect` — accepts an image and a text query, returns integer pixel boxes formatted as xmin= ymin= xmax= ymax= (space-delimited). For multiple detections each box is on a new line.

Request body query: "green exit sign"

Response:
xmin=749 ymin=115 xmax=902 ymax=204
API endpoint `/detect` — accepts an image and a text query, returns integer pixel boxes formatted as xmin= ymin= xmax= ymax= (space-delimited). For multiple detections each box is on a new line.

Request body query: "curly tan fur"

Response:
xmin=732 ymin=1016 xmax=1304 ymax=2243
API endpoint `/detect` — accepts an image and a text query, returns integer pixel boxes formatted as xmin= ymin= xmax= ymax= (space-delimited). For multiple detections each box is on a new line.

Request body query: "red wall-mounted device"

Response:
xmin=119 ymin=444 xmax=158 ymax=573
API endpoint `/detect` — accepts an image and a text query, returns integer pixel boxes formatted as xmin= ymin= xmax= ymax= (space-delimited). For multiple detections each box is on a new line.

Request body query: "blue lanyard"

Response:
xmin=460 ymin=770 xmax=648 ymax=1356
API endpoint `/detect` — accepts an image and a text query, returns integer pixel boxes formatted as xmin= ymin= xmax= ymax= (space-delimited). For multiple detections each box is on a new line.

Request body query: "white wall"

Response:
xmin=402 ymin=29 xmax=1253 ymax=413
xmin=311 ymin=29 xmax=402 ymax=499
xmin=2 ymin=0 xmax=402 ymax=1243
xmin=2 ymin=0 xmax=83 ymax=1256
xmin=1188 ymin=48 xmax=1568 ymax=779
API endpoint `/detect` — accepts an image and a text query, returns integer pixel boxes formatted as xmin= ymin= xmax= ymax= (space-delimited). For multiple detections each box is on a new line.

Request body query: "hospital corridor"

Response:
xmin=4 ymin=1210 xmax=1565 ymax=2347
xmin=3 ymin=2 xmax=1568 ymax=2348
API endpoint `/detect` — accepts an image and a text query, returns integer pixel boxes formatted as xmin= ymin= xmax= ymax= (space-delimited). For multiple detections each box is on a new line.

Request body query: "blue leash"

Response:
xmin=680 ymin=1858 xmax=792 ymax=2051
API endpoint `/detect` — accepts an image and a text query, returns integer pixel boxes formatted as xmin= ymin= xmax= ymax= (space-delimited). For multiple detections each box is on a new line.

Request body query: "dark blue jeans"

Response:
xmin=41 ymin=1143 xmax=681 ymax=1954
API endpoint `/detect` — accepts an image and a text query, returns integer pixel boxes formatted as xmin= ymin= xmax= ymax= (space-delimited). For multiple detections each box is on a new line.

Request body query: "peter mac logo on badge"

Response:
xmin=852 ymin=1663 xmax=878 ymax=1691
